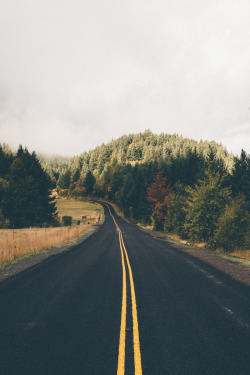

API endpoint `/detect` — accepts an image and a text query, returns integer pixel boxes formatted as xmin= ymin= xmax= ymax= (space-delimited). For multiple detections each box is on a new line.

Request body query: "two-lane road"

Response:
xmin=0 ymin=204 xmax=249 ymax=374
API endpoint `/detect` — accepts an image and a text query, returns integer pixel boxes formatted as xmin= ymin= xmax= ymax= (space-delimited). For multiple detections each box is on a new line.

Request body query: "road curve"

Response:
xmin=0 ymin=204 xmax=250 ymax=374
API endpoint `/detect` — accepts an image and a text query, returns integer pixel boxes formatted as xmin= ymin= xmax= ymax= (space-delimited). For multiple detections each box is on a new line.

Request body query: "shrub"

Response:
xmin=0 ymin=209 xmax=10 ymax=228
xmin=62 ymin=216 xmax=72 ymax=226
xmin=165 ymin=183 xmax=187 ymax=238
xmin=214 ymin=195 xmax=248 ymax=251
xmin=59 ymin=189 xmax=69 ymax=198
xmin=184 ymin=170 xmax=231 ymax=242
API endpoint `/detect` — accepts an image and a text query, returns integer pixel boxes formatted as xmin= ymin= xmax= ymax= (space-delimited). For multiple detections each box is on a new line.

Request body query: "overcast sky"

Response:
xmin=0 ymin=0 xmax=249 ymax=157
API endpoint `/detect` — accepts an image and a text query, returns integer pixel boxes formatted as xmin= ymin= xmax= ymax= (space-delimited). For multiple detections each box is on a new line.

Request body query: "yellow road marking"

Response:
xmin=105 ymin=204 xmax=143 ymax=375
xmin=121 ymin=233 xmax=143 ymax=375
xmin=117 ymin=231 xmax=127 ymax=375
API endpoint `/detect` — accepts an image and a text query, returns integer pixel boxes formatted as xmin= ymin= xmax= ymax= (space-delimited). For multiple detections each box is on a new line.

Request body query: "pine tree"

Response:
xmin=3 ymin=146 xmax=57 ymax=228
xmin=83 ymin=170 xmax=96 ymax=195
xmin=165 ymin=183 xmax=187 ymax=238
xmin=231 ymin=150 xmax=250 ymax=212
xmin=184 ymin=170 xmax=231 ymax=242
xmin=214 ymin=195 xmax=248 ymax=251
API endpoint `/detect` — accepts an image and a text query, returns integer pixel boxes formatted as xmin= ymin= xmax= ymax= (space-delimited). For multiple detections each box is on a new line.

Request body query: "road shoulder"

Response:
xmin=0 ymin=225 xmax=100 ymax=284
xmin=138 ymin=226 xmax=250 ymax=286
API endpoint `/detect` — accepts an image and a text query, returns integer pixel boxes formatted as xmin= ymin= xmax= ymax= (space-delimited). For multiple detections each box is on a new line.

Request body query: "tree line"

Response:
xmin=0 ymin=130 xmax=249 ymax=251
xmin=41 ymin=130 xmax=235 ymax=187
xmin=40 ymin=130 xmax=249 ymax=251
xmin=91 ymin=148 xmax=249 ymax=251
xmin=0 ymin=145 xmax=57 ymax=228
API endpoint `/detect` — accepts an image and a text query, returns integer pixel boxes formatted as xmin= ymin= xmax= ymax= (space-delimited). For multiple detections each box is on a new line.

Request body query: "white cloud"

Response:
xmin=0 ymin=0 xmax=250 ymax=155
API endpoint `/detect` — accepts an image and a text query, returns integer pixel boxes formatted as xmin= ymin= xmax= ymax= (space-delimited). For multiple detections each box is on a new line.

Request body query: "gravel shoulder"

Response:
xmin=139 ymin=226 xmax=250 ymax=286
xmin=1 ymin=217 xmax=249 ymax=287
xmin=0 ymin=225 xmax=100 ymax=283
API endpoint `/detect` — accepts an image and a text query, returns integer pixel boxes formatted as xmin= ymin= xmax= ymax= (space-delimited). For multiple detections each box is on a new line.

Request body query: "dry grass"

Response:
xmin=56 ymin=199 xmax=103 ymax=223
xmin=229 ymin=249 xmax=250 ymax=260
xmin=0 ymin=225 xmax=91 ymax=265
xmin=0 ymin=199 xmax=103 ymax=266
xmin=153 ymin=230 xmax=250 ymax=260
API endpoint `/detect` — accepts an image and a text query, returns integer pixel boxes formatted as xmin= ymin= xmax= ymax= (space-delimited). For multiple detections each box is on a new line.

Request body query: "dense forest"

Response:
xmin=41 ymin=130 xmax=235 ymax=186
xmin=0 ymin=130 xmax=249 ymax=250
xmin=0 ymin=145 xmax=57 ymax=228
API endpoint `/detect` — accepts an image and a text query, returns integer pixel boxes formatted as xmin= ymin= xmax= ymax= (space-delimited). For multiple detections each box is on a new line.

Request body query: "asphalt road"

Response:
xmin=0 ymin=204 xmax=249 ymax=374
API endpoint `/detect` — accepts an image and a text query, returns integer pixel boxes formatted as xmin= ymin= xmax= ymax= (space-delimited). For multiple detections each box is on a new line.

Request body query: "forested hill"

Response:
xmin=41 ymin=130 xmax=234 ymax=185
xmin=1 ymin=132 xmax=249 ymax=250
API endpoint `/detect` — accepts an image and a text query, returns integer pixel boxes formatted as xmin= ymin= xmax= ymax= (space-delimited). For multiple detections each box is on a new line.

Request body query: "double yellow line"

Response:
xmin=105 ymin=205 xmax=142 ymax=375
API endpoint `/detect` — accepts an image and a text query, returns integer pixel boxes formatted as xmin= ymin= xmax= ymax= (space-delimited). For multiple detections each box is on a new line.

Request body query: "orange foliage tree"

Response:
xmin=147 ymin=170 xmax=172 ymax=230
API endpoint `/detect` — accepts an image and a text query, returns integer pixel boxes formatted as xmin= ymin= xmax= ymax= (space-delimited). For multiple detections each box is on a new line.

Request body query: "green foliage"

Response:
xmin=0 ymin=208 xmax=10 ymax=228
xmin=184 ymin=170 xmax=231 ymax=242
xmin=83 ymin=170 xmax=96 ymax=195
xmin=5 ymin=133 xmax=247 ymax=250
xmin=165 ymin=183 xmax=187 ymax=238
xmin=62 ymin=216 xmax=72 ymax=226
xmin=214 ymin=195 xmax=249 ymax=251
xmin=40 ymin=130 xmax=233 ymax=186
xmin=0 ymin=146 xmax=57 ymax=228
xmin=57 ymin=169 xmax=71 ymax=189
xmin=231 ymin=150 xmax=250 ymax=212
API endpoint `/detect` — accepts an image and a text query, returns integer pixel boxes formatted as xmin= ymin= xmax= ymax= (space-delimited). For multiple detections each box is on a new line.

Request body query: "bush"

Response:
xmin=0 ymin=209 xmax=10 ymax=228
xmin=165 ymin=184 xmax=187 ymax=238
xmin=214 ymin=195 xmax=248 ymax=251
xmin=59 ymin=189 xmax=69 ymax=198
xmin=184 ymin=170 xmax=231 ymax=242
xmin=62 ymin=216 xmax=72 ymax=226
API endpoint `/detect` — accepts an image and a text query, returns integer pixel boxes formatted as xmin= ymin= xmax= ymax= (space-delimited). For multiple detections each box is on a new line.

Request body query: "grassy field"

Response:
xmin=56 ymin=198 xmax=103 ymax=224
xmin=0 ymin=199 xmax=103 ymax=266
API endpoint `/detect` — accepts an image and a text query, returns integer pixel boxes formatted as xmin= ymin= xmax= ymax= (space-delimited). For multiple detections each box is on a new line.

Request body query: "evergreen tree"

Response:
xmin=165 ymin=183 xmax=187 ymax=238
xmin=83 ymin=170 xmax=96 ymax=195
xmin=231 ymin=150 xmax=250 ymax=212
xmin=57 ymin=169 xmax=71 ymax=189
xmin=184 ymin=170 xmax=231 ymax=242
xmin=214 ymin=195 xmax=248 ymax=251
xmin=2 ymin=146 xmax=57 ymax=228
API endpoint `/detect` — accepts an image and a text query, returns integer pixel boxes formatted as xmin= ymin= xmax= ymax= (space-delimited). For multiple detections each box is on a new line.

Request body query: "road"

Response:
xmin=0 ymin=203 xmax=249 ymax=374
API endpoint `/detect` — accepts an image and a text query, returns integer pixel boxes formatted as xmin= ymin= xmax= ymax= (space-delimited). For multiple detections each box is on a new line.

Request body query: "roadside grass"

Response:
xmin=219 ymin=253 xmax=250 ymax=268
xmin=164 ymin=232 xmax=250 ymax=262
xmin=56 ymin=198 xmax=103 ymax=224
xmin=0 ymin=225 xmax=91 ymax=265
xmin=89 ymin=199 xmax=250 ymax=265
xmin=0 ymin=199 xmax=103 ymax=266
xmin=124 ymin=210 xmax=250 ymax=263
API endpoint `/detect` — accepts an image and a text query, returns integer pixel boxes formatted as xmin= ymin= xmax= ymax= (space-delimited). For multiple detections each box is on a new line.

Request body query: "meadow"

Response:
xmin=56 ymin=199 xmax=102 ymax=224
xmin=0 ymin=199 xmax=103 ymax=265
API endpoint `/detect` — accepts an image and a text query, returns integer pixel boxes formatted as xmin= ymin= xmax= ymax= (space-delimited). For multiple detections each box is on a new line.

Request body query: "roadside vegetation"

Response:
xmin=1 ymin=130 xmax=249 ymax=259
xmin=0 ymin=197 xmax=103 ymax=266
xmin=56 ymin=198 xmax=103 ymax=225
xmin=0 ymin=225 xmax=91 ymax=265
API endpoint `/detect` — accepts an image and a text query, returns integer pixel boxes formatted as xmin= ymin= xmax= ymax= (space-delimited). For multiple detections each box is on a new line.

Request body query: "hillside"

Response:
xmin=41 ymin=130 xmax=234 ymax=185
xmin=1 ymin=131 xmax=249 ymax=252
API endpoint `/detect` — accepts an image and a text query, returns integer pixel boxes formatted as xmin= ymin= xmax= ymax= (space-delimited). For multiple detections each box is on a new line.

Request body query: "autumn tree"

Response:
xmin=147 ymin=170 xmax=172 ymax=231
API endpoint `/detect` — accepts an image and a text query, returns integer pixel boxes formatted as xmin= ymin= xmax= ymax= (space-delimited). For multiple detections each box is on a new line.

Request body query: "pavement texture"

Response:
xmin=0 ymin=203 xmax=249 ymax=374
